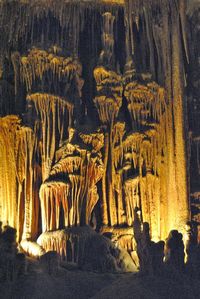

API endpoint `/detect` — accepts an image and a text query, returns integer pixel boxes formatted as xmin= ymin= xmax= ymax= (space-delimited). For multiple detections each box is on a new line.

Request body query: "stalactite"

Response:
xmin=40 ymin=182 xmax=70 ymax=232
xmin=18 ymin=126 xmax=40 ymax=240
xmin=124 ymin=81 xmax=166 ymax=126
xmin=140 ymin=173 xmax=160 ymax=241
xmin=94 ymin=67 xmax=123 ymax=125
xmin=124 ymin=177 xmax=140 ymax=226
xmin=0 ymin=1 xmax=122 ymax=58
xmin=0 ymin=116 xmax=20 ymax=230
xmin=27 ymin=93 xmax=74 ymax=181
xmin=0 ymin=57 xmax=14 ymax=115
xmin=93 ymin=10 xmax=124 ymax=226
xmin=85 ymin=154 xmax=104 ymax=224
xmin=12 ymin=49 xmax=81 ymax=94
xmin=0 ymin=115 xmax=40 ymax=241
xmin=39 ymin=129 xmax=104 ymax=231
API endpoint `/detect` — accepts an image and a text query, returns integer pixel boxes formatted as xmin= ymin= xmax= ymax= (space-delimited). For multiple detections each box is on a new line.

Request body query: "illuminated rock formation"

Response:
xmin=0 ymin=0 xmax=197 ymax=266
xmin=122 ymin=0 xmax=190 ymax=239
xmin=26 ymin=93 xmax=73 ymax=181
xmin=93 ymin=11 xmax=123 ymax=226
xmin=187 ymin=5 xmax=200 ymax=225
xmin=39 ymin=129 xmax=104 ymax=232
xmin=0 ymin=116 xmax=40 ymax=241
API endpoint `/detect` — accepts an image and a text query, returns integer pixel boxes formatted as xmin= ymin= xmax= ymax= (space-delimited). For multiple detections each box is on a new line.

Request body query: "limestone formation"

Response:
xmin=0 ymin=0 xmax=198 ymax=270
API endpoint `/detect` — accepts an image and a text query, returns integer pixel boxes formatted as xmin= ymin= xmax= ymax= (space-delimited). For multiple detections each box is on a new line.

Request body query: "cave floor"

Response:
xmin=1 ymin=258 xmax=200 ymax=299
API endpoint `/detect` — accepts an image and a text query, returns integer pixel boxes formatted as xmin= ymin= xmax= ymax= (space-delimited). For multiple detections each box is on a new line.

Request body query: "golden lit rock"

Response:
xmin=0 ymin=115 xmax=40 ymax=241
xmin=0 ymin=0 xmax=194 ymax=266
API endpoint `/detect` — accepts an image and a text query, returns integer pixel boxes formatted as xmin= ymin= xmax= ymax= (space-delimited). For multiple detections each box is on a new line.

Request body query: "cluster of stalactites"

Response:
xmin=6 ymin=48 xmax=84 ymax=239
xmin=0 ymin=115 xmax=40 ymax=241
xmin=99 ymin=12 xmax=115 ymax=67
xmin=134 ymin=0 xmax=191 ymax=237
xmin=112 ymin=126 xmax=162 ymax=235
xmin=39 ymin=182 xmax=70 ymax=232
xmin=27 ymin=93 xmax=74 ymax=182
xmin=117 ymin=79 xmax=168 ymax=176
xmin=124 ymin=81 xmax=166 ymax=125
xmin=123 ymin=177 xmax=140 ymax=226
xmin=91 ymin=5 xmax=169 ymax=231
xmin=79 ymin=132 xmax=105 ymax=153
xmin=95 ymin=75 xmax=168 ymax=238
xmin=39 ymin=129 xmax=104 ymax=232
xmin=114 ymin=125 xmax=163 ymax=175
xmin=0 ymin=0 xmax=124 ymax=65
xmin=124 ymin=83 xmax=166 ymax=236
xmin=125 ymin=0 xmax=189 ymax=72
xmin=93 ymin=66 xmax=123 ymax=124
xmin=11 ymin=48 xmax=82 ymax=93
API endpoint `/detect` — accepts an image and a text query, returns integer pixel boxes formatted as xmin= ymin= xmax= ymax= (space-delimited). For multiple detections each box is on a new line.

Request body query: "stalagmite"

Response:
xmin=37 ymin=226 xmax=96 ymax=261
xmin=20 ymin=240 xmax=45 ymax=258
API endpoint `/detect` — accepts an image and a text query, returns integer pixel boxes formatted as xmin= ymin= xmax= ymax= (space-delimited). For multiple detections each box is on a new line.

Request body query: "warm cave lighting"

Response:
xmin=0 ymin=2 xmax=199 ymax=294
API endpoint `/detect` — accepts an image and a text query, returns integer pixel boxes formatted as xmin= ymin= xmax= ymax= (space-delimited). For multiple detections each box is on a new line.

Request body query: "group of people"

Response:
xmin=1 ymin=214 xmax=200 ymax=280
xmin=133 ymin=209 xmax=200 ymax=277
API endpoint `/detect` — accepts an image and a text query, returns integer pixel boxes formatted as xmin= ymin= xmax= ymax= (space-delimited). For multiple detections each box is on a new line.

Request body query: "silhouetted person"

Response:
xmin=1 ymin=225 xmax=17 ymax=253
xmin=133 ymin=208 xmax=142 ymax=242
xmin=0 ymin=225 xmax=19 ymax=281
xmin=184 ymin=222 xmax=200 ymax=278
xmin=133 ymin=209 xmax=143 ymax=271
xmin=140 ymin=222 xmax=153 ymax=274
xmin=185 ymin=222 xmax=198 ymax=277
xmin=133 ymin=212 xmax=152 ymax=275
xmin=150 ymin=240 xmax=165 ymax=275
xmin=165 ymin=230 xmax=185 ymax=272
xmin=185 ymin=222 xmax=197 ymax=260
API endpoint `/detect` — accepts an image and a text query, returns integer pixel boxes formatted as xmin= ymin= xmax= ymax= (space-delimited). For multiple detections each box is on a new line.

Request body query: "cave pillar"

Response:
xmin=171 ymin=8 xmax=190 ymax=231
